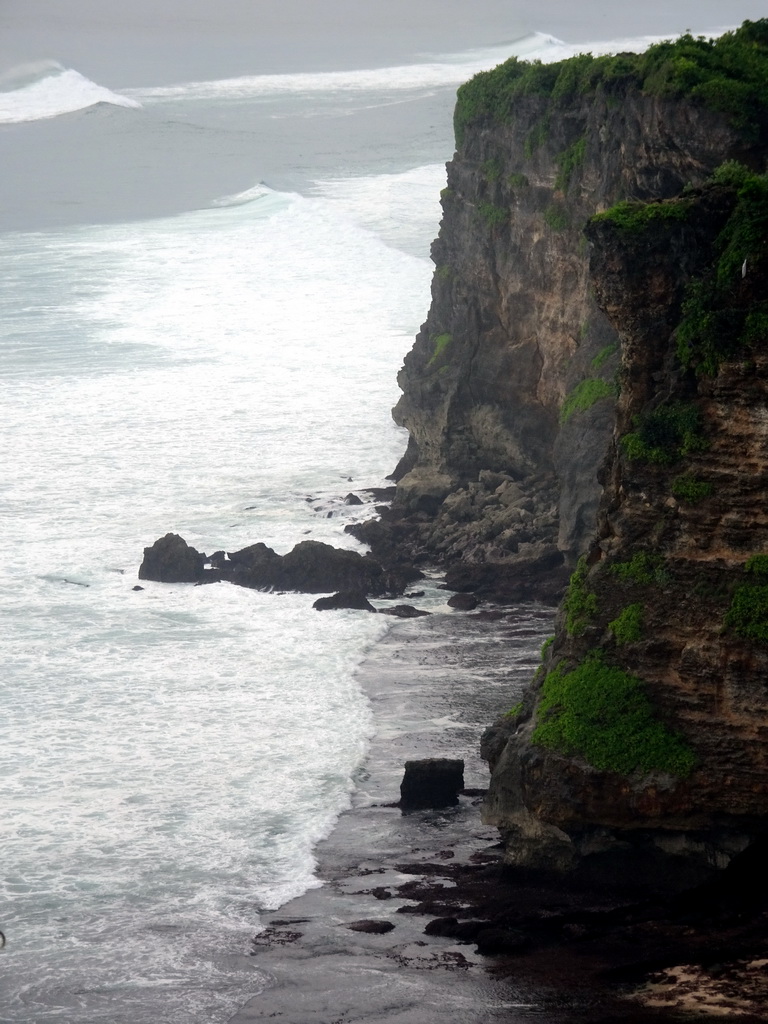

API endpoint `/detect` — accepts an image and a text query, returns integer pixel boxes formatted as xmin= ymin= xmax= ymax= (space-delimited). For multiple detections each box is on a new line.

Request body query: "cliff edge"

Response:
xmin=375 ymin=22 xmax=768 ymax=890
xmin=359 ymin=22 xmax=768 ymax=608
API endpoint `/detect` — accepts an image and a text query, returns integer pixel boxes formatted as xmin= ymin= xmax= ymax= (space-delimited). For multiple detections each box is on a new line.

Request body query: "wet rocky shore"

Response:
xmin=227 ymin=611 xmax=768 ymax=1024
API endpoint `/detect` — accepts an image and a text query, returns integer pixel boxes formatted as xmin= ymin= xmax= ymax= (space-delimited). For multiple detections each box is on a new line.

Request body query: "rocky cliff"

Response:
xmin=378 ymin=23 xmax=768 ymax=889
xmin=361 ymin=24 xmax=768 ymax=605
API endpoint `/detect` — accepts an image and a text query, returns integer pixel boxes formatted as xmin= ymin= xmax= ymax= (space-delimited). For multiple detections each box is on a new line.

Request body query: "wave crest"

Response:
xmin=0 ymin=62 xmax=141 ymax=124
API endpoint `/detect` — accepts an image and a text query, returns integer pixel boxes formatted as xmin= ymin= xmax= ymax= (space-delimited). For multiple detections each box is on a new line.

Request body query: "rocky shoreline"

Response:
xmin=225 ymin=611 xmax=768 ymax=1024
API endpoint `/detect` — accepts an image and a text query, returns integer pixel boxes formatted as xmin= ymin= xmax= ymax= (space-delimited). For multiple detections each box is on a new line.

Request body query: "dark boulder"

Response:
xmin=279 ymin=541 xmax=385 ymax=593
xmin=447 ymin=593 xmax=479 ymax=611
xmin=138 ymin=534 xmax=205 ymax=583
xmin=313 ymin=591 xmax=376 ymax=612
xmin=227 ymin=542 xmax=282 ymax=573
xmin=224 ymin=540 xmax=387 ymax=595
xmin=347 ymin=920 xmax=395 ymax=934
xmin=379 ymin=604 xmax=430 ymax=618
xmin=400 ymin=758 xmax=464 ymax=809
xmin=344 ymin=492 xmax=364 ymax=505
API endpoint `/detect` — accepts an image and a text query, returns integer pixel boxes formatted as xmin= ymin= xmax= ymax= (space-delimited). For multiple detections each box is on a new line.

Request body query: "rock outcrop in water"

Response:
xmin=139 ymin=536 xmax=416 ymax=595
xmin=377 ymin=22 xmax=768 ymax=888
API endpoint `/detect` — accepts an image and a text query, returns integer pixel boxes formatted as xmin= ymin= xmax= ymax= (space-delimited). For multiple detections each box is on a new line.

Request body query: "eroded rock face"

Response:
xmin=482 ymin=180 xmax=768 ymax=889
xmin=377 ymin=82 xmax=763 ymax=598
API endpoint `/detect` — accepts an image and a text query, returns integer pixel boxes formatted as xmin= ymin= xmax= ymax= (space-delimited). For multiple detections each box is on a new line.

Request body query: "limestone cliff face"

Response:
xmin=481 ymin=177 xmax=768 ymax=889
xmin=383 ymin=27 xmax=768 ymax=887
xmin=390 ymin=82 xmax=759 ymax=598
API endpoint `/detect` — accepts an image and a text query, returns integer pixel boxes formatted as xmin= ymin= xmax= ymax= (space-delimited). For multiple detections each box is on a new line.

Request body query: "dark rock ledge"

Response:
xmin=138 ymin=532 xmax=420 ymax=596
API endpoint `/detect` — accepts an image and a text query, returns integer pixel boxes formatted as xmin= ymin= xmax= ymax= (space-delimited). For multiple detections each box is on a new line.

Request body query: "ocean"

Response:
xmin=0 ymin=2 xmax=763 ymax=1021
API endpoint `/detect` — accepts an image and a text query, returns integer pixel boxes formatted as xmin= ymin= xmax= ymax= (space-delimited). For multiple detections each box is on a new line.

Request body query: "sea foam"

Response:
xmin=0 ymin=61 xmax=141 ymax=124
xmin=126 ymin=27 xmax=735 ymax=106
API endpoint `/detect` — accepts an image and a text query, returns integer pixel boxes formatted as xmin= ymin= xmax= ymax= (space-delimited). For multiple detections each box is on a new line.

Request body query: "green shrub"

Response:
xmin=671 ymin=474 xmax=713 ymax=503
xmin=610 ymin=552 xmax=669 ymax=586
xmin=428 ymin=333 xmax=452 ymax=366
xmin=608 ymin=603 xmax=644 ymax=644
xmin=746 ymin=554 xmax=768 ymax=577
xmin=564 ymin=557 xmax=598 ymax=636
xmin=505 ymin=701 xmax=524 ymax=718
xmin=508 ymin=172 xmax=530 ymax=188
xmin=725 ymin=554 xmax=768 ymax=643
xmin=676 ymin=168 xmax=768 ymax=375
xmin=524 ymin=117 xmax=550 ymax=158
xmin=620 ymin=401 xmax=707 ymax=465
xmin=478 ymin=201 xmax=507 ymax=228
xmin=532 ymin=653 xmax=696 ymax=776
xmin=591 ymin=197 xmax=692 ymax=233
xmin=543 ymin=204 xmax=570 ymax=231
xmin=591 ymin=343 xmax=618 ymax=369
xmin=560 ymin=378 xmax=616 ymax=423
xmin=481 ymin=158 xmax=503 ymax=181
xmin=436 ymin=264 xmax=453 ymax=281
xmin=555 ymin=137 xmax=587 ymax=191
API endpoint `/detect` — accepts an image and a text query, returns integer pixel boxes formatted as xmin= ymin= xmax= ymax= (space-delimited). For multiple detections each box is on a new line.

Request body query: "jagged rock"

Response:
xmin=379 ymin=604 xmax=430 ymax=618
xmin=400 ymin=758 xmax=464 ymax=809
xmin=347 ymin=920 xmax=395 ymax=934
xmin=483 ymin=176 xmax=768 ymax=890
xmin=313 ymin=591 xmax=376 ymax=612
xmin=447 ymin=593 xmax=479 ymax=611
xmin=225 ymin=540 xmax=389 ymax=595
xmin=344 ymin=493 xmax=363 ymax=505
xmin=138 ymin=533 xmax=205 ymax=583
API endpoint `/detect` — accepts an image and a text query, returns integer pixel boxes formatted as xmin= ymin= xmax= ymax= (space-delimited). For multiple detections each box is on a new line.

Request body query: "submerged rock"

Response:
xmin=313 ymin=591 xmax=376 ymax=612
xmin=347 ymin=919 xmax=395 ymax=934
xmin=379 ymin=604 xmax=431 ymax=618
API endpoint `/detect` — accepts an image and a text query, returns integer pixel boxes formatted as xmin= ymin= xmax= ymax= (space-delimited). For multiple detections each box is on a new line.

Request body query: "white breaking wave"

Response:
xmin=127 ymin=26 xmax=737 ymax=105
xmin=0 ymin=60 xmax=141 ymax=124
xmin=125 ymin=32 xmax=568 ymax=102
xmin=310 ymin=163 xmax=446 ymax=256
xmin=211 ymin=182 xmax=287 ymax=209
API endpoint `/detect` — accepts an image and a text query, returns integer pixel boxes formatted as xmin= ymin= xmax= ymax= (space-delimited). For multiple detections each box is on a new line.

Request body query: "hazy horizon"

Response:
xmin=1 ymin=0 xmax=766 ymax=87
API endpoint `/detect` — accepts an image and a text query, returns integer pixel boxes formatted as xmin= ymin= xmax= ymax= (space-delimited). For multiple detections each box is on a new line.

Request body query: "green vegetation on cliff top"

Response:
xmin=455 ymin=20 xmax=768 ymax=143
xmin=532 ymin=653 xmax=696 ymax=776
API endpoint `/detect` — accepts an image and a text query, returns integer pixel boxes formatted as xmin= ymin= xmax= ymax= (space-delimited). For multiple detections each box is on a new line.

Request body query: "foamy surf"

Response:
xmin=127 ymin=26 xmax=738 ymax=106
xmin=0 ymin=61 xmax=141 ymax=124
xmin=125 ymin=33 xmax=564 ymax=103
